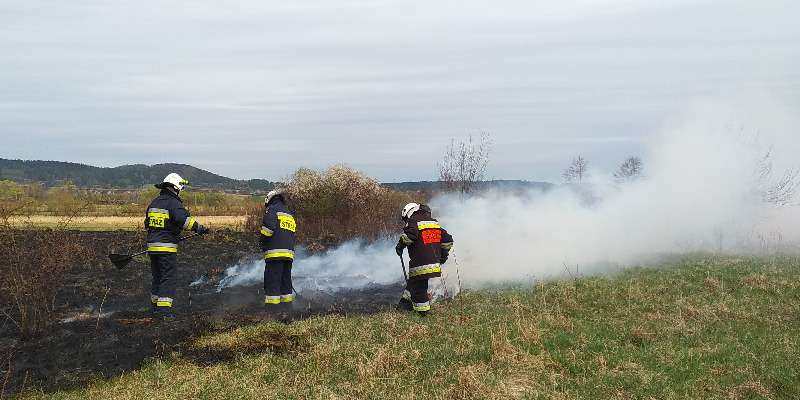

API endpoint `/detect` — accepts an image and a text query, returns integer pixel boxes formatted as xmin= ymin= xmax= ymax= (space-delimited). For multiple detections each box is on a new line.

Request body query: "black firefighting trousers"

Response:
xmin=405 ymin=278 xmax=431 ymax=313
xmin=149 ymin=252 xmax=177 ymax=309
xmin=264 ymin=259 xmax=294 ymax=305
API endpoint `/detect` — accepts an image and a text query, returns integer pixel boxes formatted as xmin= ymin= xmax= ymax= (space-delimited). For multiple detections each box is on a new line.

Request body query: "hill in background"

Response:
xmin=0 ymin=158 xmax=274 ymax=193
xmin=384 ymin=180 xmax=554 ymax=193
xmin=0 ymin=158 xmax=554 ymax=194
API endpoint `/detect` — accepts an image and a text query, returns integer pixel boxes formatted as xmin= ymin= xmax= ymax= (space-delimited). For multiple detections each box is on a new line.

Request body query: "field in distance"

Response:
xmin=7 ymin=215 xmax=247 ymax=231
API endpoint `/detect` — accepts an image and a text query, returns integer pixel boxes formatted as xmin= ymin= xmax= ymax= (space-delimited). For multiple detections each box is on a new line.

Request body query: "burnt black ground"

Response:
xmin=1 ymin=231 xmax=404 ymax=396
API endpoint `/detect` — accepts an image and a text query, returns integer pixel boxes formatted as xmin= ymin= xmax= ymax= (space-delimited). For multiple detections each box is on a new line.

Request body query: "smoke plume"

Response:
xmin=434 ymin=99 xmax=800 ymax=285
xmin=217 ymin=98 xmax=799 ymax=293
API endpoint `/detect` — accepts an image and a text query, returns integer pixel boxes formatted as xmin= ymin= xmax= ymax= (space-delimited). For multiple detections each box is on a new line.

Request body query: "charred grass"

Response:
xmin=11 ymin=254 xmax=800 ymax=400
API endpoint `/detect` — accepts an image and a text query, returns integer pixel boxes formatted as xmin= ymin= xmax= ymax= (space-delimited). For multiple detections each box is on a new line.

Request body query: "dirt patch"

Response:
xmin=185 ymin=322 xmax=312 ymax=365
xmin=1 ymin=230 xmax=404 ymax=396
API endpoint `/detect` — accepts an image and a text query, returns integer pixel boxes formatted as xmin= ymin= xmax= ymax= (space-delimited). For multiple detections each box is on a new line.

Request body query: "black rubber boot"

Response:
xmin=155 ymin=307 xmax=176 ymax=321
xmin=396 ymin=298 xmax=413 ymax=312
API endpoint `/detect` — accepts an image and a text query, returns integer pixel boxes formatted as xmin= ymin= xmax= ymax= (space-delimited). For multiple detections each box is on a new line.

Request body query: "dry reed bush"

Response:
xmin=281 ymin=165 xmax=414 ymax=246
xmin=0 ymin=210 xmax=91 ymax=339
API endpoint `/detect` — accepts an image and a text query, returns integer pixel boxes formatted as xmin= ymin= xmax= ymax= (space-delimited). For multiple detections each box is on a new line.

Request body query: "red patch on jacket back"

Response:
xmin=421 ymin=229 xmax=442 ymax=244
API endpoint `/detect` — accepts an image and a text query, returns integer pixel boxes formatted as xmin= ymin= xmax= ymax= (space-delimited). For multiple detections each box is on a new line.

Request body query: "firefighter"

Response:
xmin=144 ymin=173 xmax=209 ymax=319
xmin=260 ymin=188 xmax=297 ymax=313
xmin=395 ymin=202 xmax=454 ymax=316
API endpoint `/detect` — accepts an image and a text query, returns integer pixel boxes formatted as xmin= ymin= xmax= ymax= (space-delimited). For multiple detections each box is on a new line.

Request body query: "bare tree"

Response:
xmin=757 ymin=149 xmax=799 ymax=206
xmin=439 ymin=132 xmax=493 ymax=194
xmin=562 ymin=155 xmax=588 ymax=184
xmin=614 ymin=156 xmax=643 ymax=183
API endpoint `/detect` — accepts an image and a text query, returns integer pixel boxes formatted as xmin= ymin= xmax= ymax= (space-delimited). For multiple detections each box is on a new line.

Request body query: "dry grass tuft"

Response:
xmin=741 ymin=274 xmax=771 ymax=290
xmin=704 ymin=275 xmax=722 ymax=292
xmin=355 ymin=347 xmax=410 ymax=381
xmin=727 ymin=381 xmax=772 ymax=399
xmin=445 ymin=364 xmax=492 ymax=400
xmin=629 ymin=327 xmax=657 ymax=346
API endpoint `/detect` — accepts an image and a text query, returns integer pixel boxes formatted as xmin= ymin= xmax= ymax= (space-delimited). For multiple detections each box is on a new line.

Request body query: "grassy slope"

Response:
xmin=21 ymin=256 xmax=800 ymax=400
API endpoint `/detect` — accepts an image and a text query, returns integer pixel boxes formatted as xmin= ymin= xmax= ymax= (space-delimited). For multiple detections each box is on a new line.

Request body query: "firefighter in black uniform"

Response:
xmin=260 ymin=188 xmax=297 ymax=310
xmin=144 ymin=173 xmax=209 ymax=318
xmin=395 ymin=203 xmax=454 ymax=316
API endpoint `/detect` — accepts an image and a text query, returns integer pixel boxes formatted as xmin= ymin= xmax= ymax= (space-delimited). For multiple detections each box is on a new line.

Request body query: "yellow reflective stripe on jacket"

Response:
xmin=183 ymin=216 xmax=196 ymax=230
xmin=400 ymin=234 xmax=413 ymax=245
xmin=264 ymin=249 xmax=295 ymax=259
xmin=409 ymin=263 xmax=441 ymax=277
xmin=260 ymin=226 xmax=274 ymax=237
xmin=417 ymin=221 xmax=441 ymax=230
xmin=441 ymin=242 xmax=454 ymax=250
xmin=147 ymin=242 xmax=178 ymax=253
xmin=148 ymin=246 xmax=178 ymax=253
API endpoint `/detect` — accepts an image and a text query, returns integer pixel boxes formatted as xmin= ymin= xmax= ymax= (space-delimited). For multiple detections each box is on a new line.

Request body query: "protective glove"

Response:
xmin=196 ymin=224 xmax=210 ymax=235
xmin=395 ymin=241 xmax=405 ymax=256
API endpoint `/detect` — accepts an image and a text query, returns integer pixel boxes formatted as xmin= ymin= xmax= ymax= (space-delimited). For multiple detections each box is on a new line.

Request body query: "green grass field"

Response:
xmin=18 ymin=255 xmax=800 ymax=399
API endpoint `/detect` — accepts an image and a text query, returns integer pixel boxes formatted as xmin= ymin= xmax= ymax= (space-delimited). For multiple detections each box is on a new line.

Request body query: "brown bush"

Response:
xmin=243 ymin=165 xmax=418 ymax=249
xmin=0 ymin=210 xmax=91 ymax=339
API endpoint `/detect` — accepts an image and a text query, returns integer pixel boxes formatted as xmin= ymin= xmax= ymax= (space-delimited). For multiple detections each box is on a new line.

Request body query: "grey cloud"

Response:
xmin=1 ymin=0 xmax=798 ymax=181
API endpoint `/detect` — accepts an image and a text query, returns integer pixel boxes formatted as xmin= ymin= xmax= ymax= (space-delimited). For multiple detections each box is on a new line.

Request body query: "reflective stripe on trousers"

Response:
xmin=413 ymin=301 xmax=431 ymax=312
xmin=157 ymin=297 xmax=173 ymax=307
xmin=264 ymin=295 xmax=281 ymax=305
xmin=408 ymin=263 xmax=441 ymax=277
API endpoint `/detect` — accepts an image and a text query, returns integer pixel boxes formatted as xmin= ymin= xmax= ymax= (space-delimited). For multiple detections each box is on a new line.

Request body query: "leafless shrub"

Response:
xmin=562 ymin=155 xmax=589 ymax=184
xmin=614 ymin=156 xmax=643 ymax=184
xmin=0 ymin=206 xmax=91 ymax=339
xmin=241 ymin=201 xmax=264 ymax=234
xmin=757 ymin=149 xmax=799 ymax=206
xmin=439 ymin=132 xmax=493 ymax=194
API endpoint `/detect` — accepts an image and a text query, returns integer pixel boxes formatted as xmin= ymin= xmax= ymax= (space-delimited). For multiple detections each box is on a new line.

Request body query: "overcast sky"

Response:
xmin=1 ymin=1 xmax=798 ymax=182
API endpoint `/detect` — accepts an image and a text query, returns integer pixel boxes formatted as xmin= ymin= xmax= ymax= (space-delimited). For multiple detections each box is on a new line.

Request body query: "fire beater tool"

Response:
xmin=109 ymin=232 xmax=203 ymax=270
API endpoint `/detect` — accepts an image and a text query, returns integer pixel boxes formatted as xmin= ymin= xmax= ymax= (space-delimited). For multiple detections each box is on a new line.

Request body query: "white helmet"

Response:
xmin=155 ymin=173 xmax=188 ymax=191
xmin=265 ymin=188 xmax=287 ymax=205
xmin=401 ymin=202 xmax=420 ymax=221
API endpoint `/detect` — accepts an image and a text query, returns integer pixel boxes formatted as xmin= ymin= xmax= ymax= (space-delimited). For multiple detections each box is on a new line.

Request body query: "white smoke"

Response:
xmin=216 ymin=240 xmax=458 ymax=299
xmin=433 ymin=98 xmax=800 ymax=285
xmin=217 ymin=240 xmax=405 ymax=293
xmin=217 ymin=97 xmax=800 ymax=293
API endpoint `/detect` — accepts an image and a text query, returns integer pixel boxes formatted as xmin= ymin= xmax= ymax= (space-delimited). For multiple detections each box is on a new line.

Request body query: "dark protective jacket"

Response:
xmin=260 ymin=197 xmax=296 ymax=261
xmin=399 ymin=209 xmax=454 ymax=281
xmin=144 ymin=189 xmax=200 ymax=253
